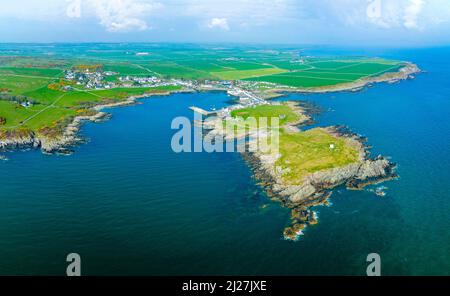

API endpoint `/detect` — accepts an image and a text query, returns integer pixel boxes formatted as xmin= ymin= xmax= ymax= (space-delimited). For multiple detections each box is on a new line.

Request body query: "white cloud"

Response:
xmin=88 ymin=0 xmax=162 ymax=32
xmin=0 ymin=0 xmax=162 ymax=32
xmin=1 ymin=0 xmax=450 ymax=42
xmin=316 ymin=0 xmax=430 ymax=30
xmin=206 ymin=17 xmax=229 ymax=30
xmin=368 ymin=1 xmax=404 ymax=28
xmin=404 ymin=0 xmax=425 ymax=29
xmin=0 ymin=0 xmax=66 ymax=20
xmin=181 ymin=0 xmax=299 ymax=28
xmin=365 ymin=0 xmax=426 ymax=30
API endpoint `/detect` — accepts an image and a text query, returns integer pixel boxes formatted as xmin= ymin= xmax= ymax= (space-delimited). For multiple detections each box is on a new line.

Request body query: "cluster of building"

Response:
xmin=202 ymin=80 xmax=234 ymax=88
xmin=238 ymin=80 xmax=278 ymax=91
xmin=64 ymin=68 xmax=182 ymax=90
xmin=215 ymin=87 xmax=269 ymax=119
xmin=118 ymin=76 xmax=161 ymax=85
xmin=64 ymin=69 xmax=116 ymax=89
xmin=119 ymin=76 xmax=192 ymax=88
xmin=62 ymin=66 xmax=274 ymax=106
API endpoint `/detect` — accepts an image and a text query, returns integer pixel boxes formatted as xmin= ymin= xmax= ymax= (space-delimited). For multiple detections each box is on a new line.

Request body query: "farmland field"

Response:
xmin=0 ymin=44 xmax=406 ymax=136
xmin=244 ymin=60 xmax=403 ymax=88
xmin=277 ymin=128 xmax=360 ymax=184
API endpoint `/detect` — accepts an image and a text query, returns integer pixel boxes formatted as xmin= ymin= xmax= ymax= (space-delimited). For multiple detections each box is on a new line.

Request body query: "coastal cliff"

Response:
xmin=0 ymin=112 xmax=110 ymax=154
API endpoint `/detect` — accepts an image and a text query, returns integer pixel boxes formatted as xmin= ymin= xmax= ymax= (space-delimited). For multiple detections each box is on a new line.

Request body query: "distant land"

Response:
xmin=0 ymin=44 xmax=421 ymax=240
xmin=0 ymin=44 xmax=418 ymax=154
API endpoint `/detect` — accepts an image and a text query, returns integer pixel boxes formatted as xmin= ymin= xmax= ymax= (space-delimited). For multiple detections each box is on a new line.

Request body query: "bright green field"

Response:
xmin=231 ymin=104 xmax=301 ymax=126
xmin=244 ymin=60 xmax=403 ymax=88
xmin=212 ymin=68 xmax=287 ymax=80
xmin=277 ymin=128 xmax=360 ymax=184
xmin=0 ymin=66 xmax=181 ymax=132
xmin=0 ymin=73 xmax=53 ymax=95
xmin=0 ymin=46 xmax=404 ymax=137
xmin=229 ymin=103 xmax=361 ymax=183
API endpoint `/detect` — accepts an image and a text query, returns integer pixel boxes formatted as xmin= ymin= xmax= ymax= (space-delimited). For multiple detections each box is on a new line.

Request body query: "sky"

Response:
xmin=0 ymin=0 xmax=450 ymax=46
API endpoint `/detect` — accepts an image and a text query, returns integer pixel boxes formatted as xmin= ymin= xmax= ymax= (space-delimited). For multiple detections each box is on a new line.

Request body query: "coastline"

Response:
xmin=0 ymin=60 xmax=419 ymax=241
xmin=205 ymin=101 xmax=399 ymax=241
xmin=0 ymin=89 xmax=193 ymax=154
xmin=259 ymin=62 xmax=421 ymax=98
xmin=248 ymin=125 xmax=398 ymax=240
xmin=0 ymin=62 xmax=420 ymax=156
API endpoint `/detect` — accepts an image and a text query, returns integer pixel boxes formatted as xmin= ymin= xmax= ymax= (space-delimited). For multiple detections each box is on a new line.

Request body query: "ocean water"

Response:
xmin=0 ymin=47 xmax=449 ymax=275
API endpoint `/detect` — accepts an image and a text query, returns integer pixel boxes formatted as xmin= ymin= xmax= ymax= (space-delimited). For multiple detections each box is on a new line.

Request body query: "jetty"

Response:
xmin=189 ymin=106 xmax=217 ymax=116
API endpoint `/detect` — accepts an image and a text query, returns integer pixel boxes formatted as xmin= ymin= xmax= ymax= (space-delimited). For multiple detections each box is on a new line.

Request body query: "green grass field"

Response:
xmin=231 ymin=104 xmax=301 ymax=126
xmin=0 ymin=66 xmax=181 ymax=133
xmin=244 ymin=60 xmax=403 ymax=88
xmin=229 ymin=103 xmax=361 ymax=184
xmin=277 ymin=128 xmax=360 ymax=184
xmin=212 ymin=68 xmax=287 ymax=80
xmin=0 ymin=45 xmax=405 ymax=138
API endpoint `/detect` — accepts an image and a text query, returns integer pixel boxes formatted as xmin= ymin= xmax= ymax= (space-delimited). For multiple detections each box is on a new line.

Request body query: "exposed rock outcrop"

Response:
xmin=0 ymin=112 xmax=110 ymax=154
xmin=214 ymin=103 xmax=399 ymax=241
xmin=0 ymin=130 xmax=40 ymax=151
xmin=0 ymin=90 xmax=187 ymax=155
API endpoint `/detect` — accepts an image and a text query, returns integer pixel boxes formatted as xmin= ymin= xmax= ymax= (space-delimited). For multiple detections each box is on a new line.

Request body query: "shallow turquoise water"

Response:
xmin=0 ymin=47 xmax=449 ymax=275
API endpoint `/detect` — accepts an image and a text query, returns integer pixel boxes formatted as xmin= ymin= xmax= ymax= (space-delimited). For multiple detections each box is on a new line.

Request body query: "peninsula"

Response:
xmin=0 ymin=45 xmax=420 ymax=240
xmin=0 ymin=46 xmax=419 ymax=154
xmin=197 ymin=99 xmax=400 ymax=240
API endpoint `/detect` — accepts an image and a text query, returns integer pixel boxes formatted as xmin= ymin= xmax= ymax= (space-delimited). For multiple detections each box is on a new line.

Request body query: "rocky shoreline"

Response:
xmin=0 ymin=90 xmax=188 ymax=155
xmin=0 ymin=63 xmax=419 ymax=156
xmin=0 ymin=111 xmax=112 ymax=154
xmin=244 ymin=139 xmax=398 ymax=241
xmin=265 ymin=62 xmax=421 ymax=96
xmin=0 ymin=85 xmax=402 ymax=241
xmin=1 ymin=65 xmax=410 ymax=240
xmin=208 ymin=101 xmax=399 ymax=241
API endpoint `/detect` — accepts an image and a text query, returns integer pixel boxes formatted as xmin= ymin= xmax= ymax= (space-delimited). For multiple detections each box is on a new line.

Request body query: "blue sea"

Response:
xmin=0 ymin=47 xmax=449 ymax=275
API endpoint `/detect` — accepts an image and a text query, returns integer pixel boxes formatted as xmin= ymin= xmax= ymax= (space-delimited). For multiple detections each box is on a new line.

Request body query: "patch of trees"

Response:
xmin=0 ymin=117 xmax=6 ymax=125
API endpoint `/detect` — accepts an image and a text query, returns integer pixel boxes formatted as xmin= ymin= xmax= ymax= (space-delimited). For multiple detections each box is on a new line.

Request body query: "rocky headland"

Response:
xmin=203 ymin=101 xmax=398 ymax=241
xmin=0 ymin=90 xmax=185 ymax=155
xmin=263 ymin=62 xmax=421 ymax=97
